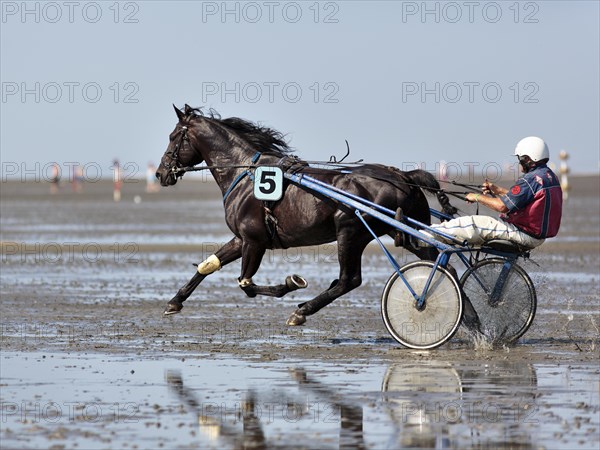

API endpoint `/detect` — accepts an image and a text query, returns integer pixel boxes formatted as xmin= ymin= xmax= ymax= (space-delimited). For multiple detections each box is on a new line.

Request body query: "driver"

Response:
xmin=423 ymin=136 xmax=563 ymax=249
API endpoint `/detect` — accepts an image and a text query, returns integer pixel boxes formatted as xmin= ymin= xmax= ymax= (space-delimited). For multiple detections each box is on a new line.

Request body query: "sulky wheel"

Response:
xmin=381 ymin=261 xmax=463 ymax=349
xmin=459 ymin=258 xmax=536 ymax=344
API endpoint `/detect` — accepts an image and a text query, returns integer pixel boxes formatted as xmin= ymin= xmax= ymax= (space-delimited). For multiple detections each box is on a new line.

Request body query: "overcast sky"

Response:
xmin=1 ymin=1 xmax=598 ymax=181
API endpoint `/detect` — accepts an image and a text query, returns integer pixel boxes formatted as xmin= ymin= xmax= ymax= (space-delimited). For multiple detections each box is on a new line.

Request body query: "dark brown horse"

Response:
xmin=156 ymin=105 xmax=457 ymax=326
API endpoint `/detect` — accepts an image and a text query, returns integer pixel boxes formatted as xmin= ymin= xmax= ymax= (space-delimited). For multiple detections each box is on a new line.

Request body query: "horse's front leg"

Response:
xmin=236 ymin=240 xmax=266 ymax=296
xmin=163 ymin=237 xmax=242 ymax=315
xmin=237 ymin=241 xmax=308 ymax=298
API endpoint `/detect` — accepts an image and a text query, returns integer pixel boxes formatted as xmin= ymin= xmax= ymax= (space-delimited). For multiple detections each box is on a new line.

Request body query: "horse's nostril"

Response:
xmin=155 ymin=171 xmax=160 ymax=180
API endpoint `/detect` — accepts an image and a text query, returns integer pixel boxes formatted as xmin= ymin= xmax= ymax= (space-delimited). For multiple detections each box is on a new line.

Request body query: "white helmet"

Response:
xmin=514 ymin=136 xmax=549 ymax=162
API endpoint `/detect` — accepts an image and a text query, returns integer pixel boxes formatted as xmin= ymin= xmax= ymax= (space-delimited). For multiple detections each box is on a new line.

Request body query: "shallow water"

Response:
xmin=1 ymin=351 xmax=598 ymax=449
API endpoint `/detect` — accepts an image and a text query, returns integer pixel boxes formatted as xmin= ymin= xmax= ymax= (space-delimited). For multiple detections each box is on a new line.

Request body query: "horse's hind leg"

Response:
xmin=163 ymin=237 xmax=242 ymax=315
xmin=286 ymin=234 xmax=370 ymax=326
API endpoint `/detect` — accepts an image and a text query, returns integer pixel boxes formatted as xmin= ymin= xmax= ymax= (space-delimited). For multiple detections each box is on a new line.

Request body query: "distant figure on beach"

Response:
xmin=438 ymin=160 xmax=448 ymax=184
xmin=71 ymin=164 xmax=84 ymax=193
xmin=49 ymin=163 xmax=61 ymax=194
xmin=113 ymin=159 xmax=122 ymax=202
xmin=146 ymin=162 xmax=160 ymax=193
xmin=559 ymin=150 xmax=570 ymax=202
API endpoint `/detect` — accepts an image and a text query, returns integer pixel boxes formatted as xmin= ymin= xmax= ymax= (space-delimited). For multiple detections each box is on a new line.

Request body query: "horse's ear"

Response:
xmin=173 ymin=104 xmax=185 ymax=122
xmin=184 ymin=104 xmax=194 ymax=115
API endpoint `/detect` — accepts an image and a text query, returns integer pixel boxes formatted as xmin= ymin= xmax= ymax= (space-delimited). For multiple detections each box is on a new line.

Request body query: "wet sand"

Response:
xmin=1 ymin=175 xmax=599 ymax=449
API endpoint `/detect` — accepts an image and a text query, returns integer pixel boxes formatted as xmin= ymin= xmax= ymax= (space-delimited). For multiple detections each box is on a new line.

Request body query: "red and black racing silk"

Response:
xmin=500 ymin=165 xmax=563 ymax=239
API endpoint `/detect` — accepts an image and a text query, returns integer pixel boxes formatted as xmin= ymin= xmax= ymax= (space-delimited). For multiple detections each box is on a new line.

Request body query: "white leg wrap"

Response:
xmin=197 ymin=254 xmax=222 ymax=275
xmin=238 ymin=278 xmax=253 ymax=287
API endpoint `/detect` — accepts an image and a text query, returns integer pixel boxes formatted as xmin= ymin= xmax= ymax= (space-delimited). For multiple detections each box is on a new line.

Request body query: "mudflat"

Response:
xmin=1 ymin=175 xmax=598 ymax=449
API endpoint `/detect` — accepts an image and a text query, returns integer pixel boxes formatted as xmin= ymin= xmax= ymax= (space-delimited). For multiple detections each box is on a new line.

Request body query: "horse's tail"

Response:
xmin=404 ymin=170 xmax=458 ymax=217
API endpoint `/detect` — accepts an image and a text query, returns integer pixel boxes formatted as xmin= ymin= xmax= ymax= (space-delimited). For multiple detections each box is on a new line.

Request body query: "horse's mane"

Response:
xmin=187 ymin=107 xmax=293 ymax=156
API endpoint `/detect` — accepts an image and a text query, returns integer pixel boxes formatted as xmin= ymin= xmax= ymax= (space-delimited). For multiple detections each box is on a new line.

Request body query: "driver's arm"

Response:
xmin=465 ymin=193 xmax=509 ymax=213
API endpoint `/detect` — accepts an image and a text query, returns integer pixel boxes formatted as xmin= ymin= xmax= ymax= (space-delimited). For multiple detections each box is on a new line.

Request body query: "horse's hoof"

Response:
xmin=285 ymin=274 xmax=308 ymax=291
xmin=164 ymin=301 xmax=183 ymax=316
xmin=286 ymin=311 xmax=306 ymax=326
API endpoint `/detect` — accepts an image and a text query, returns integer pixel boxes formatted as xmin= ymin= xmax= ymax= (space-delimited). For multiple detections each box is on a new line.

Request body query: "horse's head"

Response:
xmin=157 ymin=104 xmax=293 ymax=187
xmin=156 ymin=104 xmax=205 ymax=186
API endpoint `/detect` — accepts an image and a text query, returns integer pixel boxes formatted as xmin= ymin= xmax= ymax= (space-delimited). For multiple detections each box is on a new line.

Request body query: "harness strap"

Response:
xmin=263 ymin=204 xmax=284 ymax=248
xmin=222 ymin=152 xmax=261 ymax=203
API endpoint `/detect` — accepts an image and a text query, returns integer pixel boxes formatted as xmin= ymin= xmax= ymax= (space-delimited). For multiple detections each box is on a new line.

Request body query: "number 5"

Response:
xmin=254 ymin=167 xmax=283 ymax=201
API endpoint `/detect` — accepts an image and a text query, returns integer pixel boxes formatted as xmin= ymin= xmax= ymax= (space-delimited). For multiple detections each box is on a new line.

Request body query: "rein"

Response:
xmin=171 ymin=159 xmax=364 ymax=177
xmin=170 ymin=154 xmax=481 ymax=208
xmin=446 ymin=180 xmax=482 ymax=192
xmin=172 ymin=155 xmax=409 ymax=179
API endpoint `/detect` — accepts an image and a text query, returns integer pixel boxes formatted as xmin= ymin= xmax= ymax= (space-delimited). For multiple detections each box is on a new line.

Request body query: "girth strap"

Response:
xmin=263 ymin=203 xmax=284 ymax=248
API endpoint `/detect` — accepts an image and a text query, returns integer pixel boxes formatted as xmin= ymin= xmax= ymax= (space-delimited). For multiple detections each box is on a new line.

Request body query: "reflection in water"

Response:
xmin=382 ymin=361 xmax=538 ymax=449
xmin=163 ymin=359 xmax=597 ymax=449
xmin=166 ymin=368 xmax=365 ymax=449
xmin=382 ymin=362 xmax=461 ymax=448
xmin=289 ymin=368 xmax=365 ymax=450
xmin=166 ymin=370 xmax=266 ymax=449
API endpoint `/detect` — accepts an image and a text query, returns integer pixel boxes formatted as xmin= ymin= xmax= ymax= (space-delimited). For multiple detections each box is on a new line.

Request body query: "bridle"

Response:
xmin=163 ymin=126 xmax=190 ymax=178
